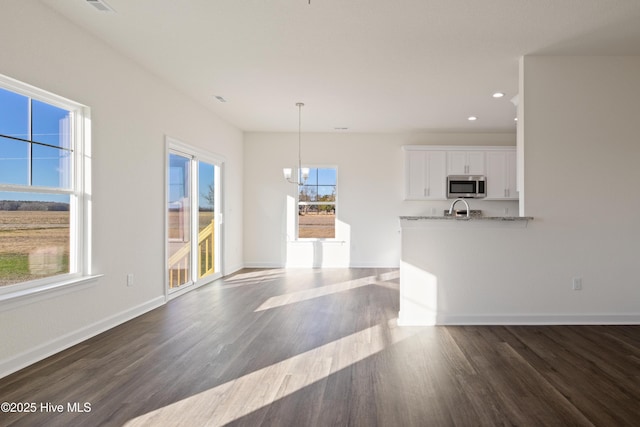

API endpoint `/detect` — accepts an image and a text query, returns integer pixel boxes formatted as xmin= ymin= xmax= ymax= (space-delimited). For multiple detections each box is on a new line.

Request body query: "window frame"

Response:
xmin=165 ymin=136 xmax=224 ymax=301
xmin=297 ymin=165 xmax=338 ymax=240
xmin=0 ymin=74 xmax=96 ymax=305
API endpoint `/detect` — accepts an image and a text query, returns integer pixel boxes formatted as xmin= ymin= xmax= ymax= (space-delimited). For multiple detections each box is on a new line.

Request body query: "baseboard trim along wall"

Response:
xmin=243 ymin=263 xmax=400 ymax=269
xmin=399 ymin=312 xmax=640 ymax=326
xmin=0 ymin=296 xmax=165 ymax=379
xmin=242 ymin=262 xmax=285 ymax=269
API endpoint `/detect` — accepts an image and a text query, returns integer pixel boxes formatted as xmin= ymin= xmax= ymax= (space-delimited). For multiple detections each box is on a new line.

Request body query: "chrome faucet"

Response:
xmin=448 ymin=198 xmax=470 ymax=218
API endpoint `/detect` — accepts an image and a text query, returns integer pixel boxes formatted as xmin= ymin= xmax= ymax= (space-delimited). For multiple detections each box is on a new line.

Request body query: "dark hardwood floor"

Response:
xmin=1 ymin=268 xmax=638 ymax=426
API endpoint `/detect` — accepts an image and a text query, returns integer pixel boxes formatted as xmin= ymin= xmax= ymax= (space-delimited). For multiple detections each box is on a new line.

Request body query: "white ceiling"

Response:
xmin=41 ymin=0 xmax=640 ymax=133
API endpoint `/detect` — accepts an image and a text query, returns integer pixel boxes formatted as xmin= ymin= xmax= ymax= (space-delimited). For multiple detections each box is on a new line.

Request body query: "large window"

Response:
xmin=0 ymin=75 xmax=90 ymax=295
xmin=298 ymin=167 xmax=337 ymax=239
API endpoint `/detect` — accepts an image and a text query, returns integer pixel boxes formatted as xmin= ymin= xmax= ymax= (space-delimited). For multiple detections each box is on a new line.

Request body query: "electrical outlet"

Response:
xmin=572 ymin=277 xmax=582 ymax=290
xmin=127 ymin=273 xmax=134 ymax=287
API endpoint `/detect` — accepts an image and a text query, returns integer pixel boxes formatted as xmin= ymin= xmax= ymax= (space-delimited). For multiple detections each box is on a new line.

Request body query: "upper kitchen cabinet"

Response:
xmin=404 ymin=148 xmax=447 ymax=200
xmin=486 ymin=149 xmax=518 ymax=199
xmin=447 ymin=150 xmax=485 ymax=175
xmin=403 ymin=145 xmax=517 ymax=201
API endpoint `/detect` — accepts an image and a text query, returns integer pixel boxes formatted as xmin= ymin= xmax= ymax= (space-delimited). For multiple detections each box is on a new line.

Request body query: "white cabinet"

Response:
xmin=404 ymin=149 xmax=446 ymax=200
xmin=486 ymin=149 xmax=518 ymax=199
xmin=447 ymin=151 xmax=485 ymax=175
xmin=403 ymin=145 xmax=517 ymax=201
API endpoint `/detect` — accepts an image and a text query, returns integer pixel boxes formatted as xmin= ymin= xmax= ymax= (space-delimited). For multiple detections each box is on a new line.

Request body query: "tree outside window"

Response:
xmin=298 ymin=167 xmax=336 ymax=239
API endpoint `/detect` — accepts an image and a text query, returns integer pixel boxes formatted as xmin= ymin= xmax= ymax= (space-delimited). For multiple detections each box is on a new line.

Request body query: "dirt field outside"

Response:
xmin=0 ymin=211 xmax=70 ymax=286
xmin=299 ymin=212 xmax=335 ymax=238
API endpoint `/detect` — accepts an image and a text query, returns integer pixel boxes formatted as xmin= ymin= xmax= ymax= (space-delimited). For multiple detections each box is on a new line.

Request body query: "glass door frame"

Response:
xmin=165 ymin=136 xmax=223 ymax=300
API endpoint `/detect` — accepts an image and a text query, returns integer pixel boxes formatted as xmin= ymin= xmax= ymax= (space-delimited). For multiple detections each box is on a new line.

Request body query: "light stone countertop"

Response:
xmin=399 ymin=215 xmax=533 ymax=221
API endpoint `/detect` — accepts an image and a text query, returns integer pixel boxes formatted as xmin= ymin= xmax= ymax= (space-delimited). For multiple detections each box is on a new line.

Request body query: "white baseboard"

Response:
xmin=242 ymin=262 xmax=285 ymax=269
xmin=224 ymin=263 xmax=246 ymax=276
xmin=244 ymin=262 xmax=399 ymax=269
xmin=348 ymin=262 xmax=399 ymax=268
xmin=0 ymin=296 xmax=165 ymax=379
xmin=398 ymin=312 xmax=640 ymax=326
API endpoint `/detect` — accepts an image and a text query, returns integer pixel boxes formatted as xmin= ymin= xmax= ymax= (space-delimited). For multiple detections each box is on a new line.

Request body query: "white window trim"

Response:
xmin=297 ymin=165 xmax=338 ymax=241
xmin=0 ymin=74 xmax=98 ymax=305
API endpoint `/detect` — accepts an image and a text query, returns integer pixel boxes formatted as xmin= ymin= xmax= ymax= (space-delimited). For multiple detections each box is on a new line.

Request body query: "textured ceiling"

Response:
xmin=40 ymin=0 xmax=640 ymax=133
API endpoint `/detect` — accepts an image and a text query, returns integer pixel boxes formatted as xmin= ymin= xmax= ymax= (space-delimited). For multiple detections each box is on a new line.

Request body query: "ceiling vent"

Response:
xmin=86 ymin=0 xmax=116 ymax=13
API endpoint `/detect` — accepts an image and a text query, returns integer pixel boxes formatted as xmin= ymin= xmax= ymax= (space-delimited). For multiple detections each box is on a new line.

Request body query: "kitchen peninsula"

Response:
xmin=398 ymin=213 xmax=533 ymax=326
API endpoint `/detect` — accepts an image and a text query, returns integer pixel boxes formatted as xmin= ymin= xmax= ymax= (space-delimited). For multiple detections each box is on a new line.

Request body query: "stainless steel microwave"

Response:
xmin=447 ymin=175 xmax=486 ymax=199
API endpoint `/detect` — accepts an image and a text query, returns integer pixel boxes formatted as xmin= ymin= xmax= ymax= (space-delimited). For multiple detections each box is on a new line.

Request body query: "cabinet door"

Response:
xmin=505 ymin=150 xmax=517 ymax=198
xmin=466 ymin=151 xmax=485 ymax=175
xmin=405 ymin=150 xmax=446 ymax=200
xmin=486 ymin=150 xmax=518 ymax=199
xmin=406 ymin=151 xmax=427 ymax=199
xmin=426 ymin=151 xmax=446 ymax=199
xmin=447 ymin=151 xmax=468 ymax=175
xmin=447 ymin=151 xmax=485 ymax=175
xmin=486 ymin=151 xmax=508 ymax=199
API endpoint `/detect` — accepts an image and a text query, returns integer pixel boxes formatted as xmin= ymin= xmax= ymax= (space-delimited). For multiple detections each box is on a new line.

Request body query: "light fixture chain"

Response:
xmin=297 ymin=102 xmax=304 ymax=184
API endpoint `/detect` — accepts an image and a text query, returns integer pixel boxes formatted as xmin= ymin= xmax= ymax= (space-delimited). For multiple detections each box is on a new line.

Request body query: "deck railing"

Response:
xmin=168 ymin=219 xmax=215 ymax=288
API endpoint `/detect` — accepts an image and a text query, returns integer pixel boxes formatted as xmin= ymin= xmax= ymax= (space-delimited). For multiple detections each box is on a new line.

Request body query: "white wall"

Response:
xmin=520 ymin=55 xmax=640 ymax=319
xmin=0 ymin=1 xmax=243 ymax=377
xmin=399 ymin=55 xmax=640 ymax=324
xmin=244 ymin=132 xmax=516 ymax=268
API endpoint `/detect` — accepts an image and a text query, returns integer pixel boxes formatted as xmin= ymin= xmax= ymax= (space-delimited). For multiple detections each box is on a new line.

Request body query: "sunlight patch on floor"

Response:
xmin=124 ymin=321 xmax=412 ymax=426
xmin=254 ymin=270 xmax=400 ymax=312
xmin=219 ymin=269 xmax=288 ymax=289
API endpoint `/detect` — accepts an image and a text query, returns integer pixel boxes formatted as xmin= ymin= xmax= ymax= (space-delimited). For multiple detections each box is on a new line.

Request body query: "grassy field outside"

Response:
xmin=0 ymin=211 xmax=70 ymax=286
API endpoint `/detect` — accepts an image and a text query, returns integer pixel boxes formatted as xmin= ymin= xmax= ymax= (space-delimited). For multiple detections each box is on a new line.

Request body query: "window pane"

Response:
xmin=167 ymin=153 xmax=191 ymax=288
xmin=32 ymin=100 xmax=72 ymax=149
xmin=0 ymin=136 xmax=28 ymax=185
xmin=32 ymin=145 xmax=71 ymax=188
xmin=298 ymin=167 xmax=337 ymax=239
xmin=298 ymin=205 xmax=335 ymax=238
xmin=299 ymin=184 xmax=316 ymax=202
xmin=304 ymin=168 xmax=318 ymax=185
xmin=317 ymin=168 xmax=336 ymax=185
xmin=318 ymin=185 xmax=336 ymax=202
xmin=0 ymin=192 xmax=70 ymax=287
xmin=0 ymin=88 xmax=29 ymax=139
xmin=197 ymin=161 xmax=215 ymax=279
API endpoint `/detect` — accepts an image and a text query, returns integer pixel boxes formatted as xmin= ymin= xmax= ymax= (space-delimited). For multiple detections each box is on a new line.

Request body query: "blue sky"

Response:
xmin=1 ymin=87 xmax=71 ymax=203
xmin=168 ymin=153 xmax=215 ymax=210
xmin=300 ymin=167 xmax=337 ymax=200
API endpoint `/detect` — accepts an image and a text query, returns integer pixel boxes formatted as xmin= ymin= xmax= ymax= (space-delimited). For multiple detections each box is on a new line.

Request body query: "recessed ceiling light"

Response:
xmin=214 ymin=95 xmax=227 ymax=103
xmin=514 ymin=117 xmax=518 ymax=121
xmin=468 ymin=116 xmax=478 ymax=121
xmin=492 ymin=92 xmax=505 ymax=98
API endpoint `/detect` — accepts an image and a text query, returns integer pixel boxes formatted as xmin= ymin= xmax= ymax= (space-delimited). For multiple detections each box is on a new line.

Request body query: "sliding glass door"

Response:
xmin=167 ymin=152 xmax=192 ymax=288
xmin=196 ymin=160 xmax=218 ymax=281
xmin=166 ymin=139 xmax=222 ymax=294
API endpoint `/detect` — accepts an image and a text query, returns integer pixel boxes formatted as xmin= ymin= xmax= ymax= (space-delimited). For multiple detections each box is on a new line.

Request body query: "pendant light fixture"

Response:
xmin=283 ymin=102 xmax=309 ymax=185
